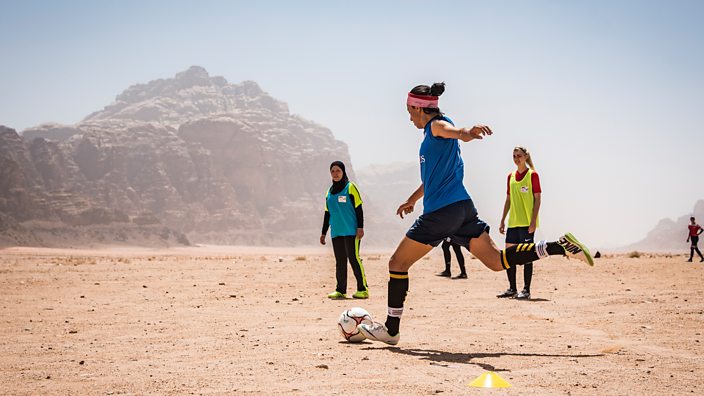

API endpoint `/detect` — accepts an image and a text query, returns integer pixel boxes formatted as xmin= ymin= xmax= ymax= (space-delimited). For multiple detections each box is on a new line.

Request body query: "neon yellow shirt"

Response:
xmin=508 ymin=169 xmax=538 ymax=228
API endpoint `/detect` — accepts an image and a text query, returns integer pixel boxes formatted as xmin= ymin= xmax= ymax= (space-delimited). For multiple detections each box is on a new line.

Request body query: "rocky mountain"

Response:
xmin=83 ymin=67 xmax=290 ymax=128
xmin=625 ymin=200 xmax=704 ymax=252
xmin=0 ymin=66 xmax=365 ymax=247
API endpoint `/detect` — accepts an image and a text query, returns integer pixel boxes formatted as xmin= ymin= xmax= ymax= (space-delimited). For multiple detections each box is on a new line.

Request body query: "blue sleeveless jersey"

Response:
xmin=326 ymin=182 xmax=361 ymax=238
xmin=419 ymin=115 xmax=471 ymax=214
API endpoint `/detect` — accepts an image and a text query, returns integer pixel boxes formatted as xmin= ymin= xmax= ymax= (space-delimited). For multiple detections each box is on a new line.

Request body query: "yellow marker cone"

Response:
xmin=468 ymin=371 xmax=512 ymax=388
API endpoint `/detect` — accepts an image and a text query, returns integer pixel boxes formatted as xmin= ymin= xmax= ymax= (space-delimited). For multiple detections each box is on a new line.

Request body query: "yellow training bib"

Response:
xmin=508 ymin=169 xmax=538 ymax=228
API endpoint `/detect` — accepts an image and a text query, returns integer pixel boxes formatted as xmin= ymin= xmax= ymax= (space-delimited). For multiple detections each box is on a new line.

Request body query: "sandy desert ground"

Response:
xmin=1 ymin=245 xmax=702 ymax=395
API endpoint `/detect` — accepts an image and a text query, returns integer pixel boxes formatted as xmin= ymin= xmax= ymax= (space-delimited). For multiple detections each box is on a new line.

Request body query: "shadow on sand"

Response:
xmin=363 ymin=346 xmax=604 ymax=372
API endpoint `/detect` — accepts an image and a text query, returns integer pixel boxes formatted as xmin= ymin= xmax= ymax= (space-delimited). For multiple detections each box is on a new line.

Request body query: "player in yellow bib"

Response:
xmin=498 ymin=147 xmax=541 ymax=300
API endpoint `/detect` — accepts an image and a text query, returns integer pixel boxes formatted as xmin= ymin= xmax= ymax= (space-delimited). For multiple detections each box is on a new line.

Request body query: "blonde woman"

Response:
xmin=498 ymin=147 xmax=541 ymax=300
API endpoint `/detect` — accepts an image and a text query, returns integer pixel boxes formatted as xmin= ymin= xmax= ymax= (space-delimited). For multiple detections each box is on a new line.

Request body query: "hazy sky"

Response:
xmin=1 ymin=0 xmax=703 ymax=248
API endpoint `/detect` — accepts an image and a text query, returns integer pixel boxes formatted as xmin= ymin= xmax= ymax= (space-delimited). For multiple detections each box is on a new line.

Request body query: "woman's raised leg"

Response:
xmin=470 ymin=231 xmax=594 ymax=271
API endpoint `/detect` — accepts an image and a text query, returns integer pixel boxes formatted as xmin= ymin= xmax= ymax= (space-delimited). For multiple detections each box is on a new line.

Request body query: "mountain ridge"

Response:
xmin=1 ymin=66 xmax=363 ymax=247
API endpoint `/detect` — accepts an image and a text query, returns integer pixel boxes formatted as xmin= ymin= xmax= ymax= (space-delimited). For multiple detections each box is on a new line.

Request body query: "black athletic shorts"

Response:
xmin=406 ymin=199 xmax=489 ymax=248
xmin=506 ymin=226 xmax=535 ymax=245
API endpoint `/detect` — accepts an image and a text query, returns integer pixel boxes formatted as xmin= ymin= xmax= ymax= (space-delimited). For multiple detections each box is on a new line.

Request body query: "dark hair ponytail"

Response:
xmin=410 ymin=82 xmax=445 ymax=114
xmin=430 ymin=82 xmax=445 ymax=96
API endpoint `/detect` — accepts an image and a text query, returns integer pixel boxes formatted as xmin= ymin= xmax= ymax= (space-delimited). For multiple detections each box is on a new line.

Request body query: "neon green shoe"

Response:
xmin=557 ymin=233 xmax=594 ymax=266
xmin=327 ymin=291 xmax=347 ymax=299
xmin=352 ymin=290 xmax=369 ymax=299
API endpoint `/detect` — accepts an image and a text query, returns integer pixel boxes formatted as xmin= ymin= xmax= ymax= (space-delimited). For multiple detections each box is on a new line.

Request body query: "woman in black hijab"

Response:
xmin=320 ymin=161 xmax=369 ymax=299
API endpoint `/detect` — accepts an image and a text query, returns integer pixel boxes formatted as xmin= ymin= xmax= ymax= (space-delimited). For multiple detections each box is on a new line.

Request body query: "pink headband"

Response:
xmin=407 ymin=93 xmax=439 ymax=108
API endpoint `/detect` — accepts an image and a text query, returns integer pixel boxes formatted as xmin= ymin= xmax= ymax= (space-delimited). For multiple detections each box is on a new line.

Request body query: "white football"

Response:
xmin=338 ymin=307 xmax=373 ymax=342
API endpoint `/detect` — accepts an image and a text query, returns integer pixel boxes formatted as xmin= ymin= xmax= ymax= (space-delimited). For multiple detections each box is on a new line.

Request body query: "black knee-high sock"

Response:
xmin=505 ymin=265 xmax=517 ymax=291
xmin=384 ymin=271 xmax=408 ymax=336
xmin=500 ymin=241 xmax=564 ymax=269
xmin=696 ymin=247 xmax=704 ymax=260
xmin=523 ymin=263 xmax=533 ymax=291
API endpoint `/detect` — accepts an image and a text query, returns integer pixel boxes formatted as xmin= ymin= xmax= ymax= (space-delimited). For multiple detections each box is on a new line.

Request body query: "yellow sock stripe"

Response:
xmin=389 ymin=273 xmax=409 ymax=279
xmin=528 ymin=243 xmax=535 ymax=251
xmin=355 ymin=238 xmax=368 ymax=290
xmin=501 ymin=250 xmax=510 ymax=269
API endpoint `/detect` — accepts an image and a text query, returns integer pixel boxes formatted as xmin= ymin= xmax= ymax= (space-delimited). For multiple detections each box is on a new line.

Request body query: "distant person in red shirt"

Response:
xmin=687 ymin=217 xmax=704 ymax=262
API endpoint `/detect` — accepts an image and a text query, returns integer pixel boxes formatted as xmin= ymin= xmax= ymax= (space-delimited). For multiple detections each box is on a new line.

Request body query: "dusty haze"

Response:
xmin=1 ymin=2 xmax=703 ymax=250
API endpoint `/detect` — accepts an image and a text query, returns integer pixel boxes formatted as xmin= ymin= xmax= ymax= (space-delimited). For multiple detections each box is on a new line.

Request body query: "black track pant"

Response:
xmin=441 ymin=240 xmax=466 ymax=274
xmin=332 ymin=236 xmax=368 ymax=294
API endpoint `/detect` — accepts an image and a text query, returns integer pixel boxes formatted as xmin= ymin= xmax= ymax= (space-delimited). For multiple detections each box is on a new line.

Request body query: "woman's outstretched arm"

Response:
xmin=430 ymin=120 xmax=492 ymax=142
